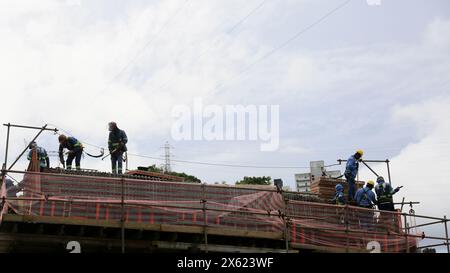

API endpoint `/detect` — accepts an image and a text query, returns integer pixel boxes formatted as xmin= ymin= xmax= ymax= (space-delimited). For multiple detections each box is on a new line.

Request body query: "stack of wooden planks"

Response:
xmin=310 ymin=177 xmax=365 ymax=200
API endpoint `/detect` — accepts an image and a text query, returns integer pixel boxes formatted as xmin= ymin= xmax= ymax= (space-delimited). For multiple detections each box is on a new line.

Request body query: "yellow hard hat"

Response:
xmin=356 ymin=149 xmax=364 ymax=156
xmin=367 ymin=180 xmax=375 ymax=187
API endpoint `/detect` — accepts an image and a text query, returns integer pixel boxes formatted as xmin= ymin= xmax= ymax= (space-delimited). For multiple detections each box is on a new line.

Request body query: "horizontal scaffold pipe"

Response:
xmin=5 ymin=169 xmax=317 ymax=195
xmin=4 ymin=197 xmax=277 ymax=217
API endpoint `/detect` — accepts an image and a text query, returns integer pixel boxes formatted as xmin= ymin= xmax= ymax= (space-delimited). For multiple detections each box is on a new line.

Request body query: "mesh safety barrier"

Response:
xmin=1 ymin=171 xmax=421 ymax=252
xmin=287 ymin=200 xmax=418 ymax=252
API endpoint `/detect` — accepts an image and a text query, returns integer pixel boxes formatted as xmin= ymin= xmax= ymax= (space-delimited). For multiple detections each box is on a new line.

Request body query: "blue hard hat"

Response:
xmin=377 ymin=176 xmax=385 ymax=183
xmin=335 ymin=184 xmax=344 ymax=192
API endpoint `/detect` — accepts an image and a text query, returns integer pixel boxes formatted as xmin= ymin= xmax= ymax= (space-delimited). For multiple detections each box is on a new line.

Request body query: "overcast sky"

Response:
xmin=1 ymin=0 xmax=449 ymax=235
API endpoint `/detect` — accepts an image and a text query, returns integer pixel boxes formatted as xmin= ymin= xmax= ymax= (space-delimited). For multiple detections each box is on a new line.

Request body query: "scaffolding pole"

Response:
xmin=404 ymin=214 xmax=410 ymax=253
xmin=3 ymin=124 xmax=58 ymax=171
xmin=283 ymin=196 xmax=290 ymax=253
xmin=444 ymin=216 xmax=449 ymax=253
xmin=201 ymin=183 xmax=208 ymax=253
xmin=1 ymin=124 xmax=11 ymax=189
xmin=121 ymin=176 xmax=125 ymax=253
xmin=386 ymin=160 xmax=392 ymax=186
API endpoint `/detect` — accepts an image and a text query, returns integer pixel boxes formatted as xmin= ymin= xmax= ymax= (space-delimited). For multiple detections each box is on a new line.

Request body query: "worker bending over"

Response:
xmin=58 ymin=134 xmax=83 ymax=170
xmin=27 ymin=141 xmax=50 ymax=171
xmin=108 ymin=122 xmax=128 ymax=174
xmin=344 ymin=149 xmax=363 ymax=201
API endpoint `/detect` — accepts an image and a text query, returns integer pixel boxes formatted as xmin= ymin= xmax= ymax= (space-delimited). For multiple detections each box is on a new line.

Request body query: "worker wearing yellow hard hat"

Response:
xmin=344 ymin=149 xmax=364 ymax=202
xmin=355 ymin=180 xmax=377 ymax=208
xmin=355 ymin=180 xmax=377 ymax=230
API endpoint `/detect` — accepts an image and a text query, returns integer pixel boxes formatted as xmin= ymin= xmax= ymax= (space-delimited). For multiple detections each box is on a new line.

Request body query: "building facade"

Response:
xmin=295 ymin=161 xmax=341 ymax=192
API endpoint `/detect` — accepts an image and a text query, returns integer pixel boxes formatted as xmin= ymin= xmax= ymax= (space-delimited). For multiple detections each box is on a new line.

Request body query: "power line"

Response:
xmin=47 ymin=123 xmax=105 ymax=150
xmin=101 ymin=0 xmax=191 ymax=91
xmin=211 ymin=0 xmax=352 ymax=93
xmin=41 ymin=126 xmax=312 ymax=169
xmin=226 ymin=0 xmax=268 ymax=34
xmin=127 ymin=152 xmax=312 ymax=169
xmin=43 ymin=124 xmax=321 ymax=169
xmin=145 ymin=0 xmax=269 ymax=93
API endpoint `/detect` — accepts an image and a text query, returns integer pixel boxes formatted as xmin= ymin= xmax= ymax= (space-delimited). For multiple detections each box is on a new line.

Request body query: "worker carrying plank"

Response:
xmin=344 ymin=149 xmax=363 ymax=202
xmin=27 ymin=141 xmax=50 ymax=171
xmin=108 ymin=122 xmax=128 ymax=174
xmin=58 ymin=134 xmax=83 ymax=170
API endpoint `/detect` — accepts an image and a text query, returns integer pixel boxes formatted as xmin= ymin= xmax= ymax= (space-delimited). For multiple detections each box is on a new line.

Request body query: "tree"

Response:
xmin=142 ymin=164 xmax=162 ymax=172
xmin=167 ymin=171 xmax=201 ymax=183
xmin=138 ymin=165 xmax=201 ymax=183
xmin=236 ymin=176 xmax=272 ymax=185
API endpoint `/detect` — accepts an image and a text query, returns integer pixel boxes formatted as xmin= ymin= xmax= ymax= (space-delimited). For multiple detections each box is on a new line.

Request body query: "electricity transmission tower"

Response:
xmin=161 ymin=141 xmax=173 ymax=173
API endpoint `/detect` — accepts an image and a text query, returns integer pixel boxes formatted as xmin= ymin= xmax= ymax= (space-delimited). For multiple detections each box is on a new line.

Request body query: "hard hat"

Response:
xmin=356 ymin=149 xmax=364 ymax=156
xmin=377 ymin=176 xmax=385 ymax=183
xmin=335 ymin=184 xmax=344 ymax=192
xmin=58 ymin=134 xmax=67 ymax=142
xmin=367 ymin=180 xmax=375 ymax=187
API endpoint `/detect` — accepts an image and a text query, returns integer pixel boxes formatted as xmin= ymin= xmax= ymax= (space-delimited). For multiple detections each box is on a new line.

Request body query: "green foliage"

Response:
xmin=137 ymin=165 xmax=201 ymax=183
xmin=236 ymin=176 xmax=272 ymax=185
xmin=138 ymin=164 xmax=162 ymax=172
xmin=166 ymin=171 xmax=201 ymax=183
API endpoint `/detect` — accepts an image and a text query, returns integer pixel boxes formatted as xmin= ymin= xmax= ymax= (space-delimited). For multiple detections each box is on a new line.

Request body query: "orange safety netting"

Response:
xmin=1 ymin=172 xmax=420 ymax=252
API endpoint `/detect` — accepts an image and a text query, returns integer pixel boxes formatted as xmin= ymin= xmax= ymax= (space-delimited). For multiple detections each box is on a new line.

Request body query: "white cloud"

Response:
xmin=360 ymin=96 xmax=450 ymax=219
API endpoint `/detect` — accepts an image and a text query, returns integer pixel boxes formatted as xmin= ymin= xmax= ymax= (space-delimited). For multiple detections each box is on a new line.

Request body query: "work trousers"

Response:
xmin=111 ymin=151 xmax=124 ymax=174
xmin=345 ymin=174 xmax=356 ymax=201
xmin=66 ymin=150 xmax=82 ymax=170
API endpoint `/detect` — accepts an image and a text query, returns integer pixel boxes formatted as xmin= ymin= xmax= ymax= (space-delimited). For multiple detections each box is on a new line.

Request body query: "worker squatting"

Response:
xmin=333 ymin=149 xmax=402 ymax=214
xmin=27 ymin=122 xmax=128 ymax=174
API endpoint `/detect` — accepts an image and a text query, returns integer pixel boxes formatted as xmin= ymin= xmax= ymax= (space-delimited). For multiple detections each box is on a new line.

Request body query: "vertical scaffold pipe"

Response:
xmin=121 ymin=176 xmax=125 ymax=253
xmin=201 ymin=183 xmax=208 ymax=253
xmin=444 ymin=216 xmax=450 ymax=254
xmin=403 ymin=214 xmax=409 ymax=253
xmin=345 ymin=204 xmax=349 ymax=253
xmin=386 ymin=160 xmax=392 ymax=187
xmin=3 ymin=123 xmax=10 ymax=169
xmin=283 ymin=197 xmax=289 ymax=253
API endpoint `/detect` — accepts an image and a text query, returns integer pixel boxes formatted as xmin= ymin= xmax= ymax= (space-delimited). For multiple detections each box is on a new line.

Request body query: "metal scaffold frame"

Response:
xmin=1 ymin=124 xmax=449 ymax=253
xmin=1 ymin=169 xmax=449 ymax=253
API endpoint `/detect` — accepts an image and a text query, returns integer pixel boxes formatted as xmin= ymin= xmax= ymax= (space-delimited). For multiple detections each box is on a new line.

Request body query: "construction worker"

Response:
xmin=375 ymin=176 xmax=402 ymax=231
xmin=27 ymin=141 xmax=50 ymax=171
xmin=332 ymin=184 xmax=347 ymax=225
xmin=355 ymin=180 xmax=377 ymax=208
xmin=375 ymin=176 xmax=401 ymax=211
xmin=108 ymin=122 xmax=128 ymax=174
xmin=332 ymin=184 xmax=346 ymax=205
xmin=355 ymin=180 xmax=377 ymax=230
xmin=345 ymin=149 xmax=363 ymax=202
xmin=58 ymin=134 xmax=83 ymax=170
